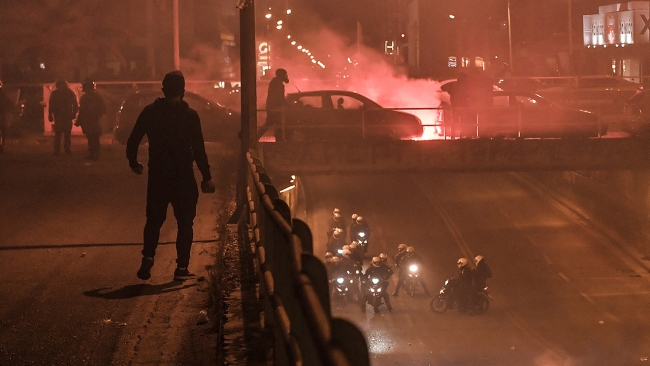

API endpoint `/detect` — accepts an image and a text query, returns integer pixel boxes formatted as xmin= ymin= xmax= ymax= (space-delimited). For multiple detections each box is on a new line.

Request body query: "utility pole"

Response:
xmin=173 ymin=0 xmax=180 ymax=70
xmin=568 ymin=0 xmax=573 ymax=74
xmin=237 ymin=0 xmax=258 ymax=211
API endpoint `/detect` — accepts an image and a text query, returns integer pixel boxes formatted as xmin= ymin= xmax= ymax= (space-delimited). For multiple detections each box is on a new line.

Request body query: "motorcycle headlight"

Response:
xmin=371 ymin=278 xmax=380 ymax=285
xmin=440 ymin=289 xmax=444 ymax=294
xmin=409 ymin=264 xmax=418 ymax=272
xmin=358 ymin=232 xmax=365 ymax=238
xmin=370 ymin=288 xmax=375 ymax=292
xmin=444 ymin=279 xmax=449 ymax=285
xmin=337 ymin=249 xmax=343 ymax=254
xmin=337 ymin=278 xmax=344 ymax=284
xmin=350 ymin=279 xmax=354 ymax=284
xmin=377 ymin=287 xmax=382 ymax=292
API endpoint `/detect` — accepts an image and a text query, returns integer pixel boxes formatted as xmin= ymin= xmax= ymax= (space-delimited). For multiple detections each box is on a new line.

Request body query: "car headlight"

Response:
xmin=371 ymin=278 xmax=380 ymax=285
xmin=337 ymin=278 xmax=344 ymax=284
xmin=409 ymin=264 xmax=418 ymax=272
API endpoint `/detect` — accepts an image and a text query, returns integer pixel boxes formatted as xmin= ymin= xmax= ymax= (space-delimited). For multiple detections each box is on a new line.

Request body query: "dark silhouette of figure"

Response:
xmin=127 ymin=70 xmax=217 ymax=282
xmin=450 ymin=72 xmax=470 ymax=138
xmin=337 ymin=97 xmax=345 ymax=109
xmin=261 ymin=68 xmax=289 ymax=138
xmin=48 ymin=80 xmax=78 ymax=155
xmin=392 ymin=246 xmax=430 ymax=296
xmin=76 ymin=79 xmax=106 ymax=160
xmin=0 ymin=80 xmax=14 ymax=153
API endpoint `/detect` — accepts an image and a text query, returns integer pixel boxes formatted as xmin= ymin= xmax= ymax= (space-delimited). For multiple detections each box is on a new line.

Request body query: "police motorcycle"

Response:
xmin=330 ymin=274 xmax=358 ymax=303
xmin=403 ymin=263 xmax=421 ymax=297
xmin=355 ymin=230 xmax=369 ymax=253
xmin=429 ymin=277 xmax=491 ymax=315
xmin=361 ymin=276 xmax=389 ymax=313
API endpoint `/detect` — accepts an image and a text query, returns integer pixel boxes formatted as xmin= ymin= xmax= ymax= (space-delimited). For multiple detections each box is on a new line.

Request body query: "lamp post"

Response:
xmin=172 ymin=0 xmax=180 ymax=70
xmin=507 ymin=0 xmax=514 ymax=73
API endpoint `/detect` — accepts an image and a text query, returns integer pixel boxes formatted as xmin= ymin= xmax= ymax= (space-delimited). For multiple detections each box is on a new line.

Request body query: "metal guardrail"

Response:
xmin=245 ymin=151 xmax=370 ymax=366
xmin=256 ymin=104 xmax=626 ymax=141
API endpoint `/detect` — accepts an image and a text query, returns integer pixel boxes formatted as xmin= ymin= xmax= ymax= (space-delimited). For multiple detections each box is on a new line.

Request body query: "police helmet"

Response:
xmin=333 ymin=212 xmax=341 ymax=220
xmin=398 ymin=243 xmax=407 ymax=252
xmin=331 ymin=256 xmax=341 ymax=264
xmin=379 ymin=253 xmax=388 ymax=262
xmin=349 ymin=242 xmax=359 ymax=251
xmin=342 ymin=245 xmax=350 ymax=252
xmin=371 ymin=257 xmax=381 ymax=267
xmin=351 ymin=213 xmax=358 ymax=221
xmin=356 ymin=216 xmax=364 ymax=224
xmin=332 ymin=230 xmax=341 ymax=239
xmin=475 ymin=255 xmax=484 ymax=265
xmin=325 ymin=251 xmax=334 ymax=260
xmin=333 ymin=208 xmax=340 ymax=215
xmin=406 ymin=246 xmax=414 ymax=255
xmin=457 ymin=258 xmax=468 ymax=268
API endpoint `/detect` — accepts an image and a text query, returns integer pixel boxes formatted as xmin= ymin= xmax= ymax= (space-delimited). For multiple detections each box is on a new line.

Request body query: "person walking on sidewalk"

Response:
xmin=127 ymin=70 xmax=216 ymax=281
xmin=76 ymin=79 xmax=106 ymax=160
xmin=48 ymin=80 xmax=78 ymax=155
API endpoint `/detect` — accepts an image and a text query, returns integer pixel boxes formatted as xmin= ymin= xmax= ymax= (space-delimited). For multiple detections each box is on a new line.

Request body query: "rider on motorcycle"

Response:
xmin=350 ymin=215 xmax=370 ymax=243
xmin=349 ymin=241 xmax=364 ymax=265
xmin=392 ymin=246 xmax=431 ymax=296
xmin=393 ymin=243 xmax=408 ymax=267
xmin=326 ymin=229 xmax=345 ymax=254
xmin=327 ymin=256 xmax=346 ymax=280
xmin=456 ymin=257 xmax=474 ymax=312
xmin=327 ymin=211 xmax=345 ymax=240
xmin=472 ymin=255 xmax=492 ymax=302
xmin=362 ymin=256 xmax=393 ymax=311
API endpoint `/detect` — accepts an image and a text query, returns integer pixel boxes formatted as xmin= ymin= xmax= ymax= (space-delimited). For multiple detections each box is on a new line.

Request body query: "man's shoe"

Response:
xmin=137 ymin=257 xmax=154 ymax=280
xmin=173 ymin=267 xmax=196 ymax=281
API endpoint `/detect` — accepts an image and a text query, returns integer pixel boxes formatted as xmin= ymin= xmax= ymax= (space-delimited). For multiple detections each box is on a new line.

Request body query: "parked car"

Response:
xmin=496 ymin=77 xmax=549 ymax=93
xmin=265 ymin=90 xmax=423 ymax=141
xmin=445 ymin=91 xmax=605 ymax=139
xmin=113 ymin=90 xmax=240 ymax=144
xmin=536 ymin=76 xmax=640 ymax=117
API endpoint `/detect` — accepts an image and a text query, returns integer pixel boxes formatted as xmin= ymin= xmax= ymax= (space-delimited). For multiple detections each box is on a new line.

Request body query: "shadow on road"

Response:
xmin=83 ymin=281 xmax=197 ymax=299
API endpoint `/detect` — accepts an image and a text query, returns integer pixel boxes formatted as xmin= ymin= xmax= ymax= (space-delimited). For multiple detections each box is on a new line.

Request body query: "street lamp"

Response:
xmin=507 ymin=0 xmax=514 ymax=72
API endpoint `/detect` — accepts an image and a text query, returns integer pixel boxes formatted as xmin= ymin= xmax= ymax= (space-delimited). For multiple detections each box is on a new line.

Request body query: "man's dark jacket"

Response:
xmin=126 ymin=98 xmax=211 ymax=181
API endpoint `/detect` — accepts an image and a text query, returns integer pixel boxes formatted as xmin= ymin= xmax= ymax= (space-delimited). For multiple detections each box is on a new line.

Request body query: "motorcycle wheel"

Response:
xmin=471 ymin=294 xmax=490 ymax=315
xmin=430 ymin=297 xmax=448 ymax=313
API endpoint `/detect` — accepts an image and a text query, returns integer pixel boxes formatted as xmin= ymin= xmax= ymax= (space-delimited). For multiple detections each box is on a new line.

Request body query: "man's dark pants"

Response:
xmin=142 ymin=175 xmax=198 ymax=268
xmin=86 ymin=133 xmax=101 ymax=158
xmin=53 ymin=121 xmax=72 ymax=154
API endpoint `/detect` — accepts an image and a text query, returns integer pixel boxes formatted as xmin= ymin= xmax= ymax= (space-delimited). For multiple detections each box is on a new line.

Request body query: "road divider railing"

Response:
xmin=245 ymin=151 xmax=370 ymax=366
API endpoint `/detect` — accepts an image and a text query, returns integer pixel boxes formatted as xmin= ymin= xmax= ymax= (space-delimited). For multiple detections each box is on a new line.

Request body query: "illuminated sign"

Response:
xmin=448 ymin=56 xmax=457 ymax=67
xmin=584 ymin=4 xmax=650 ymax=46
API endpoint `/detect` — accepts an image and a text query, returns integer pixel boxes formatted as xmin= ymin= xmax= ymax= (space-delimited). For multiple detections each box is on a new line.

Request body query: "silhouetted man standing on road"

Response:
xmin=260 ymin=68 xmax=289 ymax=138
xmin=48 ymin=80 xmax=78 ymax=155
xmin=76 ymin=79 xmax=106 ymax=160
xmin=127 ymin=70 xmax=216 ymax=282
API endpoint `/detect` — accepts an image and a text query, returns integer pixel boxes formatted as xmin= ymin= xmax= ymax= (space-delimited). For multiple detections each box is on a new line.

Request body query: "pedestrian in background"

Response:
xmin=48 ymin=80 xmax=78 ymax=155
xmin=76 ymin=79 xmax=106 ymax=160
xmin=0 ymin=79 xmax=14 ymax=153
xmin=127 ymin=70 xmax=216 ymax=282
xmin=260 ymin=68 xmax=289 ymax=138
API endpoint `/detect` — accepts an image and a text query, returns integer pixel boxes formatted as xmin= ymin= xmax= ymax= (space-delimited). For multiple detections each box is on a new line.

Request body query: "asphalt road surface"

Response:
xmin=303 ymin=172 xmax=650 ymax=366
xmin=0 ymin=139 xmax=234 ymax=365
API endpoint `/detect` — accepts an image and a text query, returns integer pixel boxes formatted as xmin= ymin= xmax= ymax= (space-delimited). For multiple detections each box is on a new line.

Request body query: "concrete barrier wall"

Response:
xmin=259 ymin=139 xmax=650 ymax=173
